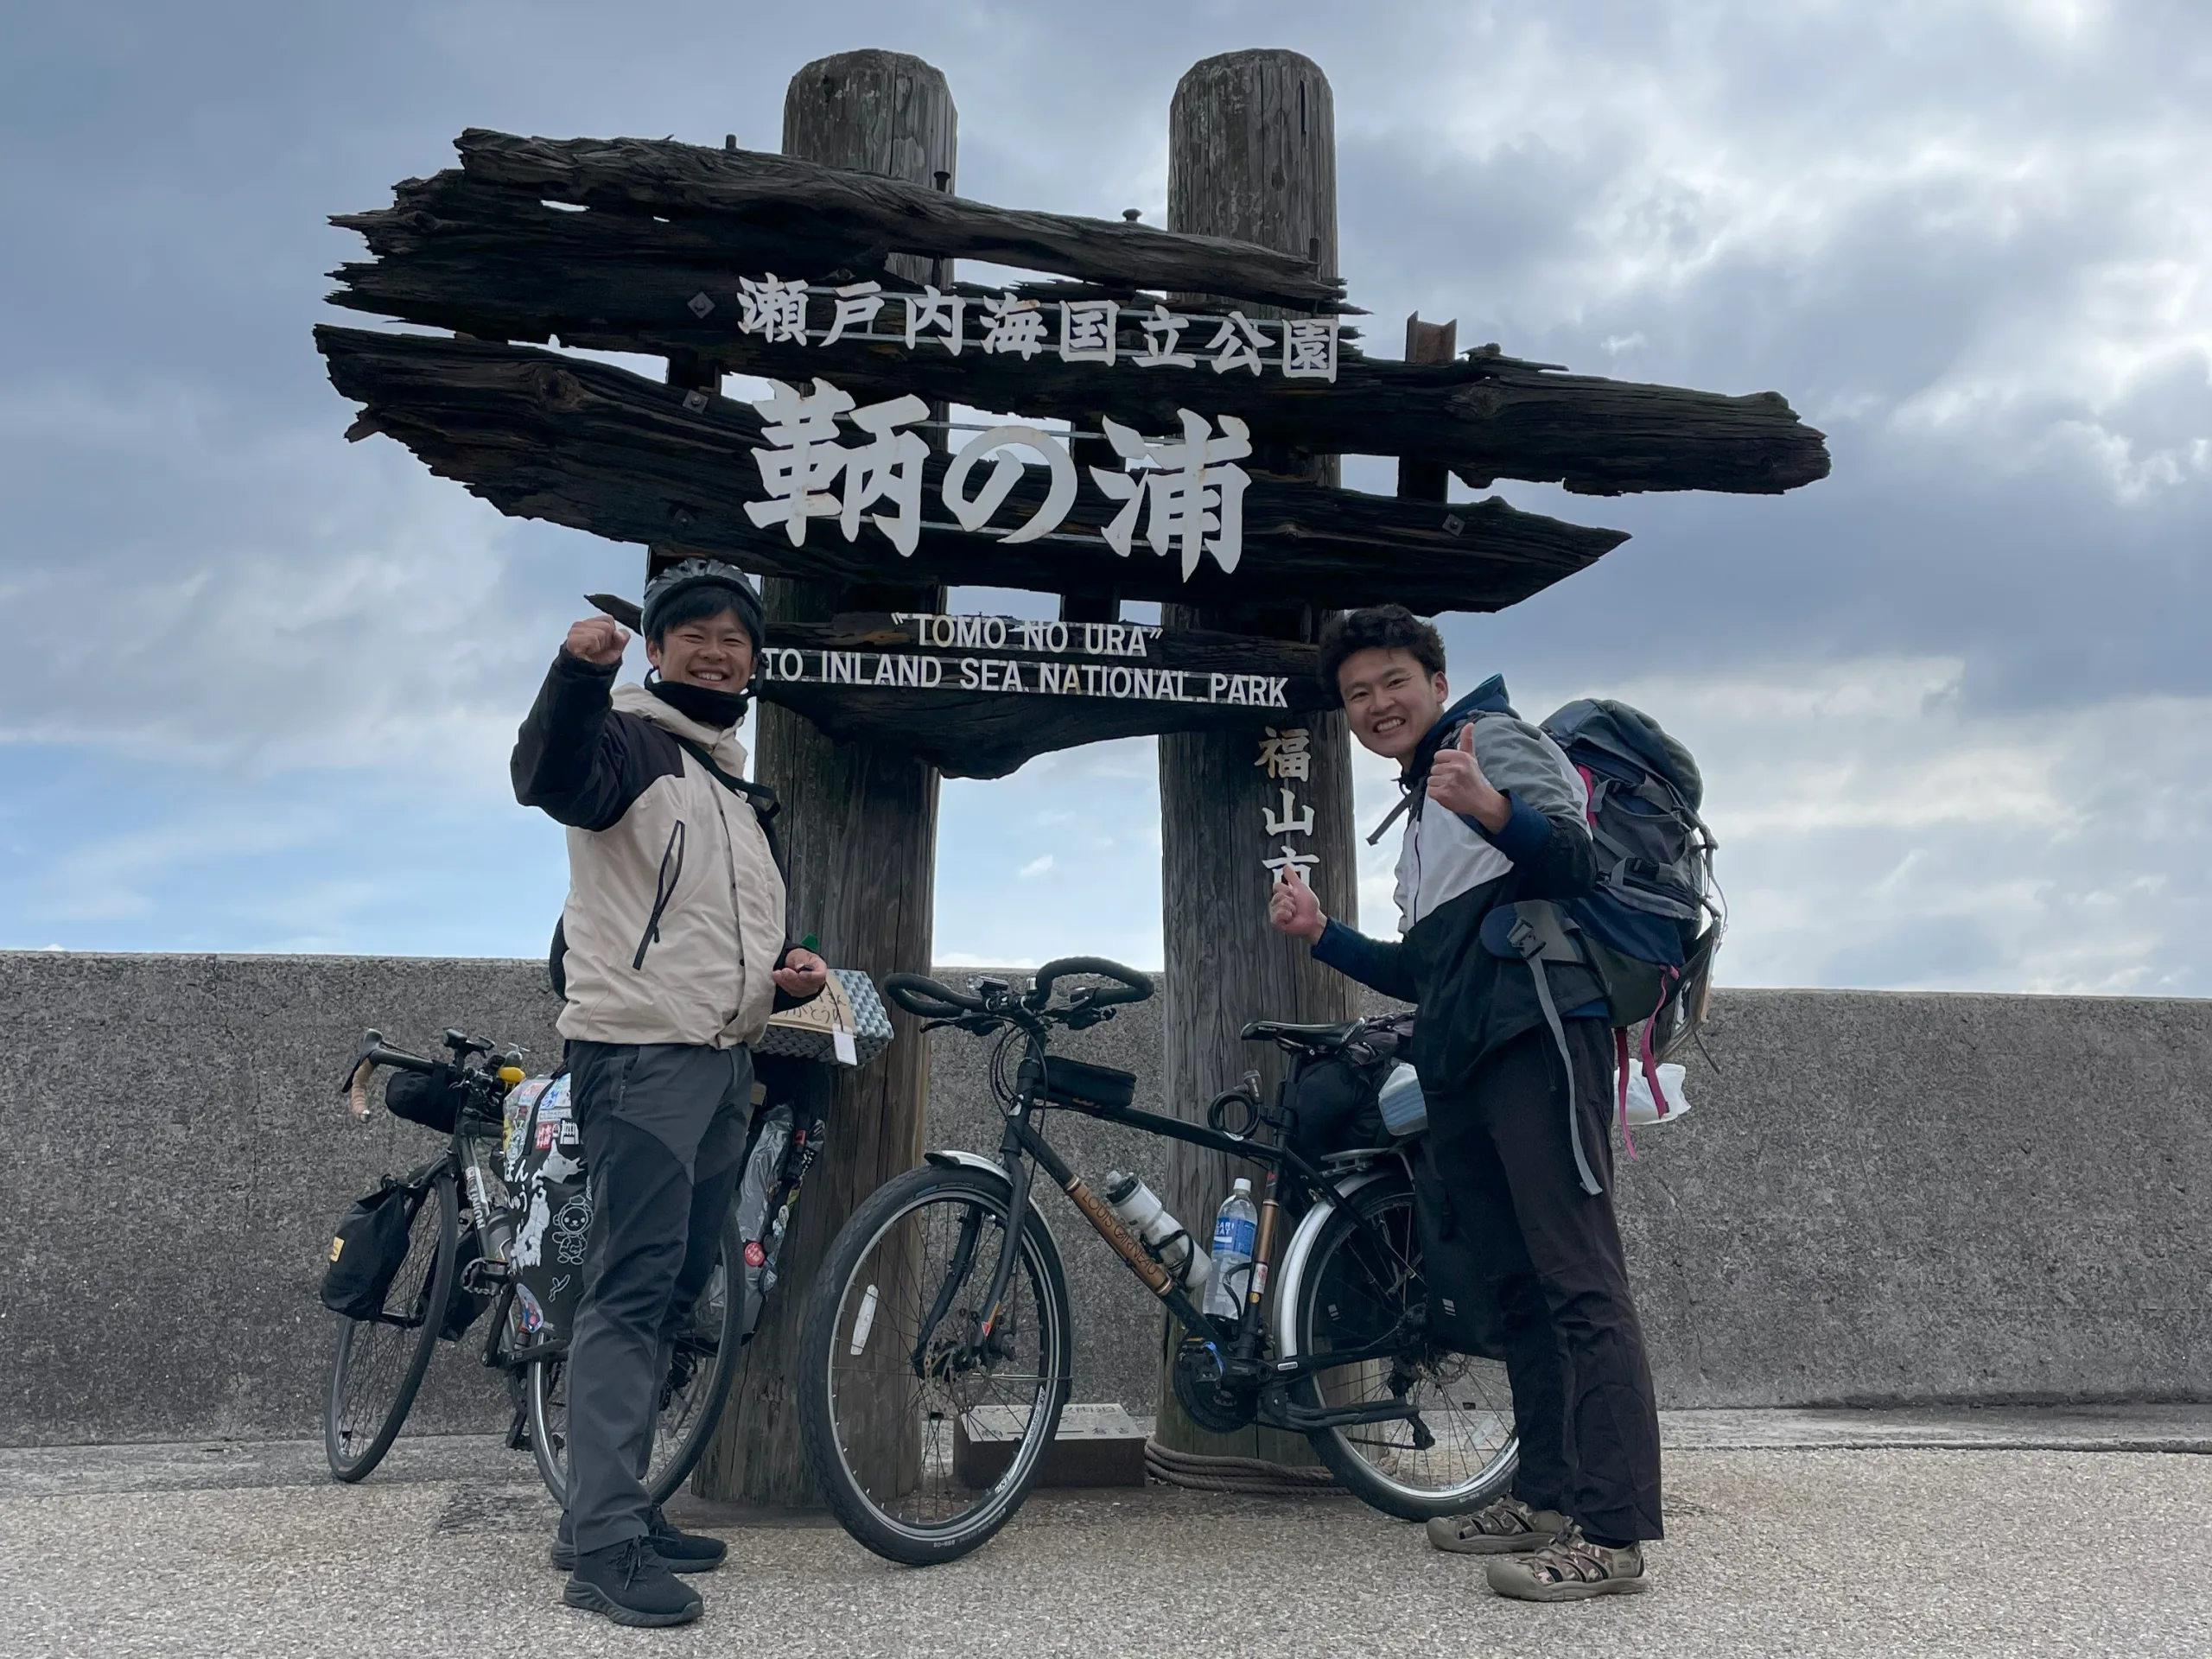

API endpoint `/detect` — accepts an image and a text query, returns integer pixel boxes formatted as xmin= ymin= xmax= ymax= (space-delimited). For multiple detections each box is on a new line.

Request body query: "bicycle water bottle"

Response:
xmin=1102 ymin=1170 xmax=1210 ymax=1292
xmin=1200 ymin=1179 xmax=1259 ymax=1320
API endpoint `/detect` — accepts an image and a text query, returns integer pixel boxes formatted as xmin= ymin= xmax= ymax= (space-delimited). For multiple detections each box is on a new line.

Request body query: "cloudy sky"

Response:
xmin=2 ymin=0 xmax=2205 ymax=992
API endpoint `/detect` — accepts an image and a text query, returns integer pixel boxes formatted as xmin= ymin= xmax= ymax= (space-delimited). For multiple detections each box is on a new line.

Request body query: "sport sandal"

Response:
xmin=1484 ymin=1523 xmax=1648 ymax=1601
xmin=1427 ymin=1496 xmax=1571 ymax=1554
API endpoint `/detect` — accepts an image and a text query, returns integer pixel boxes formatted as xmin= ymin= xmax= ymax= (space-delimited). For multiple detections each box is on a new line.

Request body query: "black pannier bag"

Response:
xmin=1282 ymin=1013 xmax=1414 ymax=1166
xmin=384 ymin=1064 xmax=464 ymax=1135
xmin=1406 ymin=1141 xmax=1510 ymax=1360
xmin=321 ymin=1178 xmax=424 ymax=1321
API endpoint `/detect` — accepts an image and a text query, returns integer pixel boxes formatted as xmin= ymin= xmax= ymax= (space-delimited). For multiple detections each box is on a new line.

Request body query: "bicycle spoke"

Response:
xmin=1305 ymin=1188 xmax=1516 ymax=1503
xmin=825 ymin=1186 xmax=1057 ymax=1533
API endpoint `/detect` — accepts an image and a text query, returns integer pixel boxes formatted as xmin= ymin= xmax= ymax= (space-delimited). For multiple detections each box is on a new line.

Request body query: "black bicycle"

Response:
xmin=324 ymin=1029 xmax=794 ymax=1503
xmin=795 ymin=958 xmax=1516 ymax=1566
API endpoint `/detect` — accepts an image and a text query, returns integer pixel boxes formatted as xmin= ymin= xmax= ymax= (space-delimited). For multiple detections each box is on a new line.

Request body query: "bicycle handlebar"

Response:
xmin=1033 ymin=957 xmax=1154 ymax=1007
xmin=882 ymin=973 xmax=985 ymax=1019
xmin=882 ymin=958 xmax=1154 ymax=1023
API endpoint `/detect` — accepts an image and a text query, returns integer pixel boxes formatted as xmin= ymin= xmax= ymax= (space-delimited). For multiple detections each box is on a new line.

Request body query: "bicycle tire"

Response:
xmin=1283 ymin=1166 xmax=1518 ymax=1521
xmin=526 ymin=1205 xmax=746 ymax=1509
xmin=325 ymin=1165 xmax=459 ymax=1482
xmin=797 ymin=1163 xmax=1072 ymax=1567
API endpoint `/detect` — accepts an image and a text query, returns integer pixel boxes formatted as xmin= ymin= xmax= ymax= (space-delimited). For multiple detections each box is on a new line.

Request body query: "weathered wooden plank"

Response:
xmin=454 ymin=126 xmax=1348 ymax=313
xmin=725 ymin=606 xmax=1333 ymax=778
xmin=314 ymin=325 xmax=1624 ymax=614
xmin=326 ymin=171 xmax=1828 ymax=496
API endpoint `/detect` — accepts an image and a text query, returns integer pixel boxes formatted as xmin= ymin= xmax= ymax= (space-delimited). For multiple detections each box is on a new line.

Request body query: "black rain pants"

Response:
xmin=559 ymin=1039 xmax=753 ymax=1554
xmin=1425 ymin=1018 xmax=1664 ymax=1544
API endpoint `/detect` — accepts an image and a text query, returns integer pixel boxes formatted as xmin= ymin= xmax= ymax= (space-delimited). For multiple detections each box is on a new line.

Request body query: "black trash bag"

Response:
xmin=1407 ymin=1141 xmax=1510 ymax=1360
xmin=321 ymin=1178 xmax=425 ymax=1321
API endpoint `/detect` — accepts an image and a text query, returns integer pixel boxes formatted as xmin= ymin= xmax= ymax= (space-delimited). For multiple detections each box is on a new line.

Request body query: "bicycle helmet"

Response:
xmin=640 ymin=557 xmax=767 ymax=651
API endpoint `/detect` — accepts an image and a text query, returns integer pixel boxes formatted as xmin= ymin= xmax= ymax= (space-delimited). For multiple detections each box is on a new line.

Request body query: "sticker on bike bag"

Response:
xmin=850 ymin=1284 xmax=880 ymax=1356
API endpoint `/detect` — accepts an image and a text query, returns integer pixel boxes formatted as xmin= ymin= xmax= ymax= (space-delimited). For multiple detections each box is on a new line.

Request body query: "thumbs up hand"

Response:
xmin=1427 ymin=721 xmax=1510 ymax=831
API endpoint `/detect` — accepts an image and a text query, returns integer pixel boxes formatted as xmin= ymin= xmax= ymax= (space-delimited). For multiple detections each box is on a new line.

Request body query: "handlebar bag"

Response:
xmin=384 ymin=1064 xmax=464 ymax=1135
xmin=321 ymin=1178 xmax=426 ymax=1321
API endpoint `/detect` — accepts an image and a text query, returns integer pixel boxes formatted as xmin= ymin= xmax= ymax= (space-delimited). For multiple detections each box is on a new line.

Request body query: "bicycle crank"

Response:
xmin=1172 ymin=1338 xmax=1259 ymax=1433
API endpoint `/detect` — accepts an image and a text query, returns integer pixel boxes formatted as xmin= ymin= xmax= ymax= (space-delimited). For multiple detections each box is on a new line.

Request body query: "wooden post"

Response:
xmin=1153 ymin=49 xmax=1354 ymax=1465
xmin=692 ymin=49 xmax=957 ymax=1507
xmin=1397 ymin=314 xmax=1459 ymax=499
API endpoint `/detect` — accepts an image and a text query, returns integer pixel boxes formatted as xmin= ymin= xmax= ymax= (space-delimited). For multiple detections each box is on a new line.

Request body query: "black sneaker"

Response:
xmin=550 ymin=1509 xmax=728 ymax=1575
xmin=645 ymin=1504 xmax=728 ymax=1572
xmin=562 ymin=1537 xmax=703 ymax=1628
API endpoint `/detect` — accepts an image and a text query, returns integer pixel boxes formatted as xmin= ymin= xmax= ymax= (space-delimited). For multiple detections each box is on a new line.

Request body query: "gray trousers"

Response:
xmin=560 ymin=1039 xmax=753 ymax=1554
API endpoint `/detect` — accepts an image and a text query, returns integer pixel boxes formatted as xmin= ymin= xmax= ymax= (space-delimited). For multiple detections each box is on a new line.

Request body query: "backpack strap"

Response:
xmin=668 ymin=733 xmax=789 ymax=880
xmin=1480 ymin=901 xmax=1604 ymax=1197
xmin=1615 ymin=1027 xmax=1637 ymax=1162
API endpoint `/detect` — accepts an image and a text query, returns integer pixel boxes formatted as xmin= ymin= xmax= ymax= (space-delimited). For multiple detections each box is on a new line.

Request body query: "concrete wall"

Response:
xmin=3 ymin=952 xmax=2208 ymax=1446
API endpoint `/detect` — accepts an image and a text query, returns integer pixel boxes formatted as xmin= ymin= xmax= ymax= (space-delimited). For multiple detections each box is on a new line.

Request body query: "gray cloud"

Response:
xmin=0 ymin=0 xmax=2204 ymax=987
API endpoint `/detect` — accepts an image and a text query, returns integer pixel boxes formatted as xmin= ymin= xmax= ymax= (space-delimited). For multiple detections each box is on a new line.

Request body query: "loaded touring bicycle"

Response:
xmin=795 ymin=957 xmax=1518 ymax=1565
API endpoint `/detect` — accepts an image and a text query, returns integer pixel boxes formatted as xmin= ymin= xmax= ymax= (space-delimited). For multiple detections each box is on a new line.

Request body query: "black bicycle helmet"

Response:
xmin=639 ymin=557 xmax=767 ymax=650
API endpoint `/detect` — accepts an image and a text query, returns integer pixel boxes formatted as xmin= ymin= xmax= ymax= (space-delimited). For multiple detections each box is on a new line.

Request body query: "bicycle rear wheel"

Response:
xmin=1285 ymin=1168 xmax=1518 ymax=1521
xmin=797 ymin=1162 xmax=1071 ymax=1567
xmin=527 ymin=1205 xmax=745 ymax=1509
xmin=325 ymin=1166 xmax=459 ymax=1482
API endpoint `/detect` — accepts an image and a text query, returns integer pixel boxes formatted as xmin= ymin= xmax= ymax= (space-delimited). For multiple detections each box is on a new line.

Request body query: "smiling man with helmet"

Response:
xmin=512 ymin=558 xmax=827 ymax=1628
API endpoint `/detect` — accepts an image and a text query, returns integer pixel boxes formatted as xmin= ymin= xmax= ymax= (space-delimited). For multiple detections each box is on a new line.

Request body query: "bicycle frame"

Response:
xmin=950 ymin=1013 xmax=1427 ymax=1437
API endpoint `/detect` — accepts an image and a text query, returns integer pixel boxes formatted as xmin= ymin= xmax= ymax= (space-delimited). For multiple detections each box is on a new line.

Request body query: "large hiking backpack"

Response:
xmin=1472 ymin=701 xmax=1719 ymax=1197
xmin=1541 ymin=697 xmax=1721 ymax=1059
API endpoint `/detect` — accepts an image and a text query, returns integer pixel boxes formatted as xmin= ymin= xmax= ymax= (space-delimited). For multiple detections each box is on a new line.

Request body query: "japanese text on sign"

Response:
xmin=1257 ymin=727 xmax=1319 ymax=887
xmin=741 ymin=377 xmax=1252 ymax=578
xmin=693 ymin=278 xmax=1341 ymax=383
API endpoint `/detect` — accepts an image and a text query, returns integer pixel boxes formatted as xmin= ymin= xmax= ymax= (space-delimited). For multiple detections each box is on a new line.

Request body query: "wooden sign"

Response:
xmin=582 ymin=598 xmax=1326 ymax=778
xmin=319 ymin=126 xmax=1833 ymax=773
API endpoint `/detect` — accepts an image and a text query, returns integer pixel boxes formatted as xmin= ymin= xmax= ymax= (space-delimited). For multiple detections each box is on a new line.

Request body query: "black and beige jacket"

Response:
xmin=512 ymin=652 xmax=790 ymax=1050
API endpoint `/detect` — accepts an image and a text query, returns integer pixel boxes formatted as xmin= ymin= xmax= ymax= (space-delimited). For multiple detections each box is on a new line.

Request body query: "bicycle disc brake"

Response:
xmin=1173 ymin=1339 xmax=1259 ymax=1434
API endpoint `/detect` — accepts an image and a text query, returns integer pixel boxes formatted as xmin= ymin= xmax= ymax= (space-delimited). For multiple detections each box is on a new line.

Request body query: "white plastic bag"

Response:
xmin=1623 ymin=1060 xmax=1692 ymax=1126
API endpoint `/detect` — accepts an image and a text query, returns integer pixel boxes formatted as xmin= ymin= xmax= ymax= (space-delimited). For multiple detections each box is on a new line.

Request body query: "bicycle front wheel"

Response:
xmin=797 ymin=1162 xmax=1072 ymax=1567
xmin=527 ymin=1205 xmax=746 ymax=1509
xmin=325 ymin=1166 xmax=459 ymax=1482
xmin=1285 ymin=1168 xmax=1518 ymax=1521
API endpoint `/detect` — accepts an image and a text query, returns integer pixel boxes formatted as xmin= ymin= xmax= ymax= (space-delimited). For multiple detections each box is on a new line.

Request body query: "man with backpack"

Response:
xmin=1267 ymin=603 xmax=1663 ymax=1601
xmin=512 ymin=558 xmax=826 ymax=1628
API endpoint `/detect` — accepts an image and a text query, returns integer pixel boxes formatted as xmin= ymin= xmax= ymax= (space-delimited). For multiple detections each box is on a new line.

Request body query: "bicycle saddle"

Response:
xmin=1240 ymin=1018 xmax=1364 ymax=1050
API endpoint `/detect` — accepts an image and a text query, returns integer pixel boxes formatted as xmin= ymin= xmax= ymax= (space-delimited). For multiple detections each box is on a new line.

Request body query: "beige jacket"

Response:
xmin=514 ymin=658 xmax=788 ymax=1049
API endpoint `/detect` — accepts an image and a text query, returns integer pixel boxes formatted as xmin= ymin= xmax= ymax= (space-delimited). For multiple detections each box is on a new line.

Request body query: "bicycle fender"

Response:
xmin=1270 ymin=1163 xmax=1402 ymax=1363
xmin=922 ymin=1150 xmax=1066 ymax=1264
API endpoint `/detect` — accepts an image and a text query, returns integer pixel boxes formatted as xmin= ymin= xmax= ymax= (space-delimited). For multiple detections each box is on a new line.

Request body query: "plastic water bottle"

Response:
xmin=1103 ymin=1171 xmax=1211 ymax=1292
xmin=1201 ymin=1179 xmax=1259 ymax=1320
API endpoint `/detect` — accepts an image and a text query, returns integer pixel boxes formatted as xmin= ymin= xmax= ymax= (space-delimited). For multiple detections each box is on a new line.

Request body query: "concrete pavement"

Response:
xmin=6 ymin=1411 xmax=2212 ymax=1657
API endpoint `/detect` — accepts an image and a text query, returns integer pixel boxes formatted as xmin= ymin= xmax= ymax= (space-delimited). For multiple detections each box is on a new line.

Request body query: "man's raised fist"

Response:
xmin=564 ymin=616 xmax=631 ymax=665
